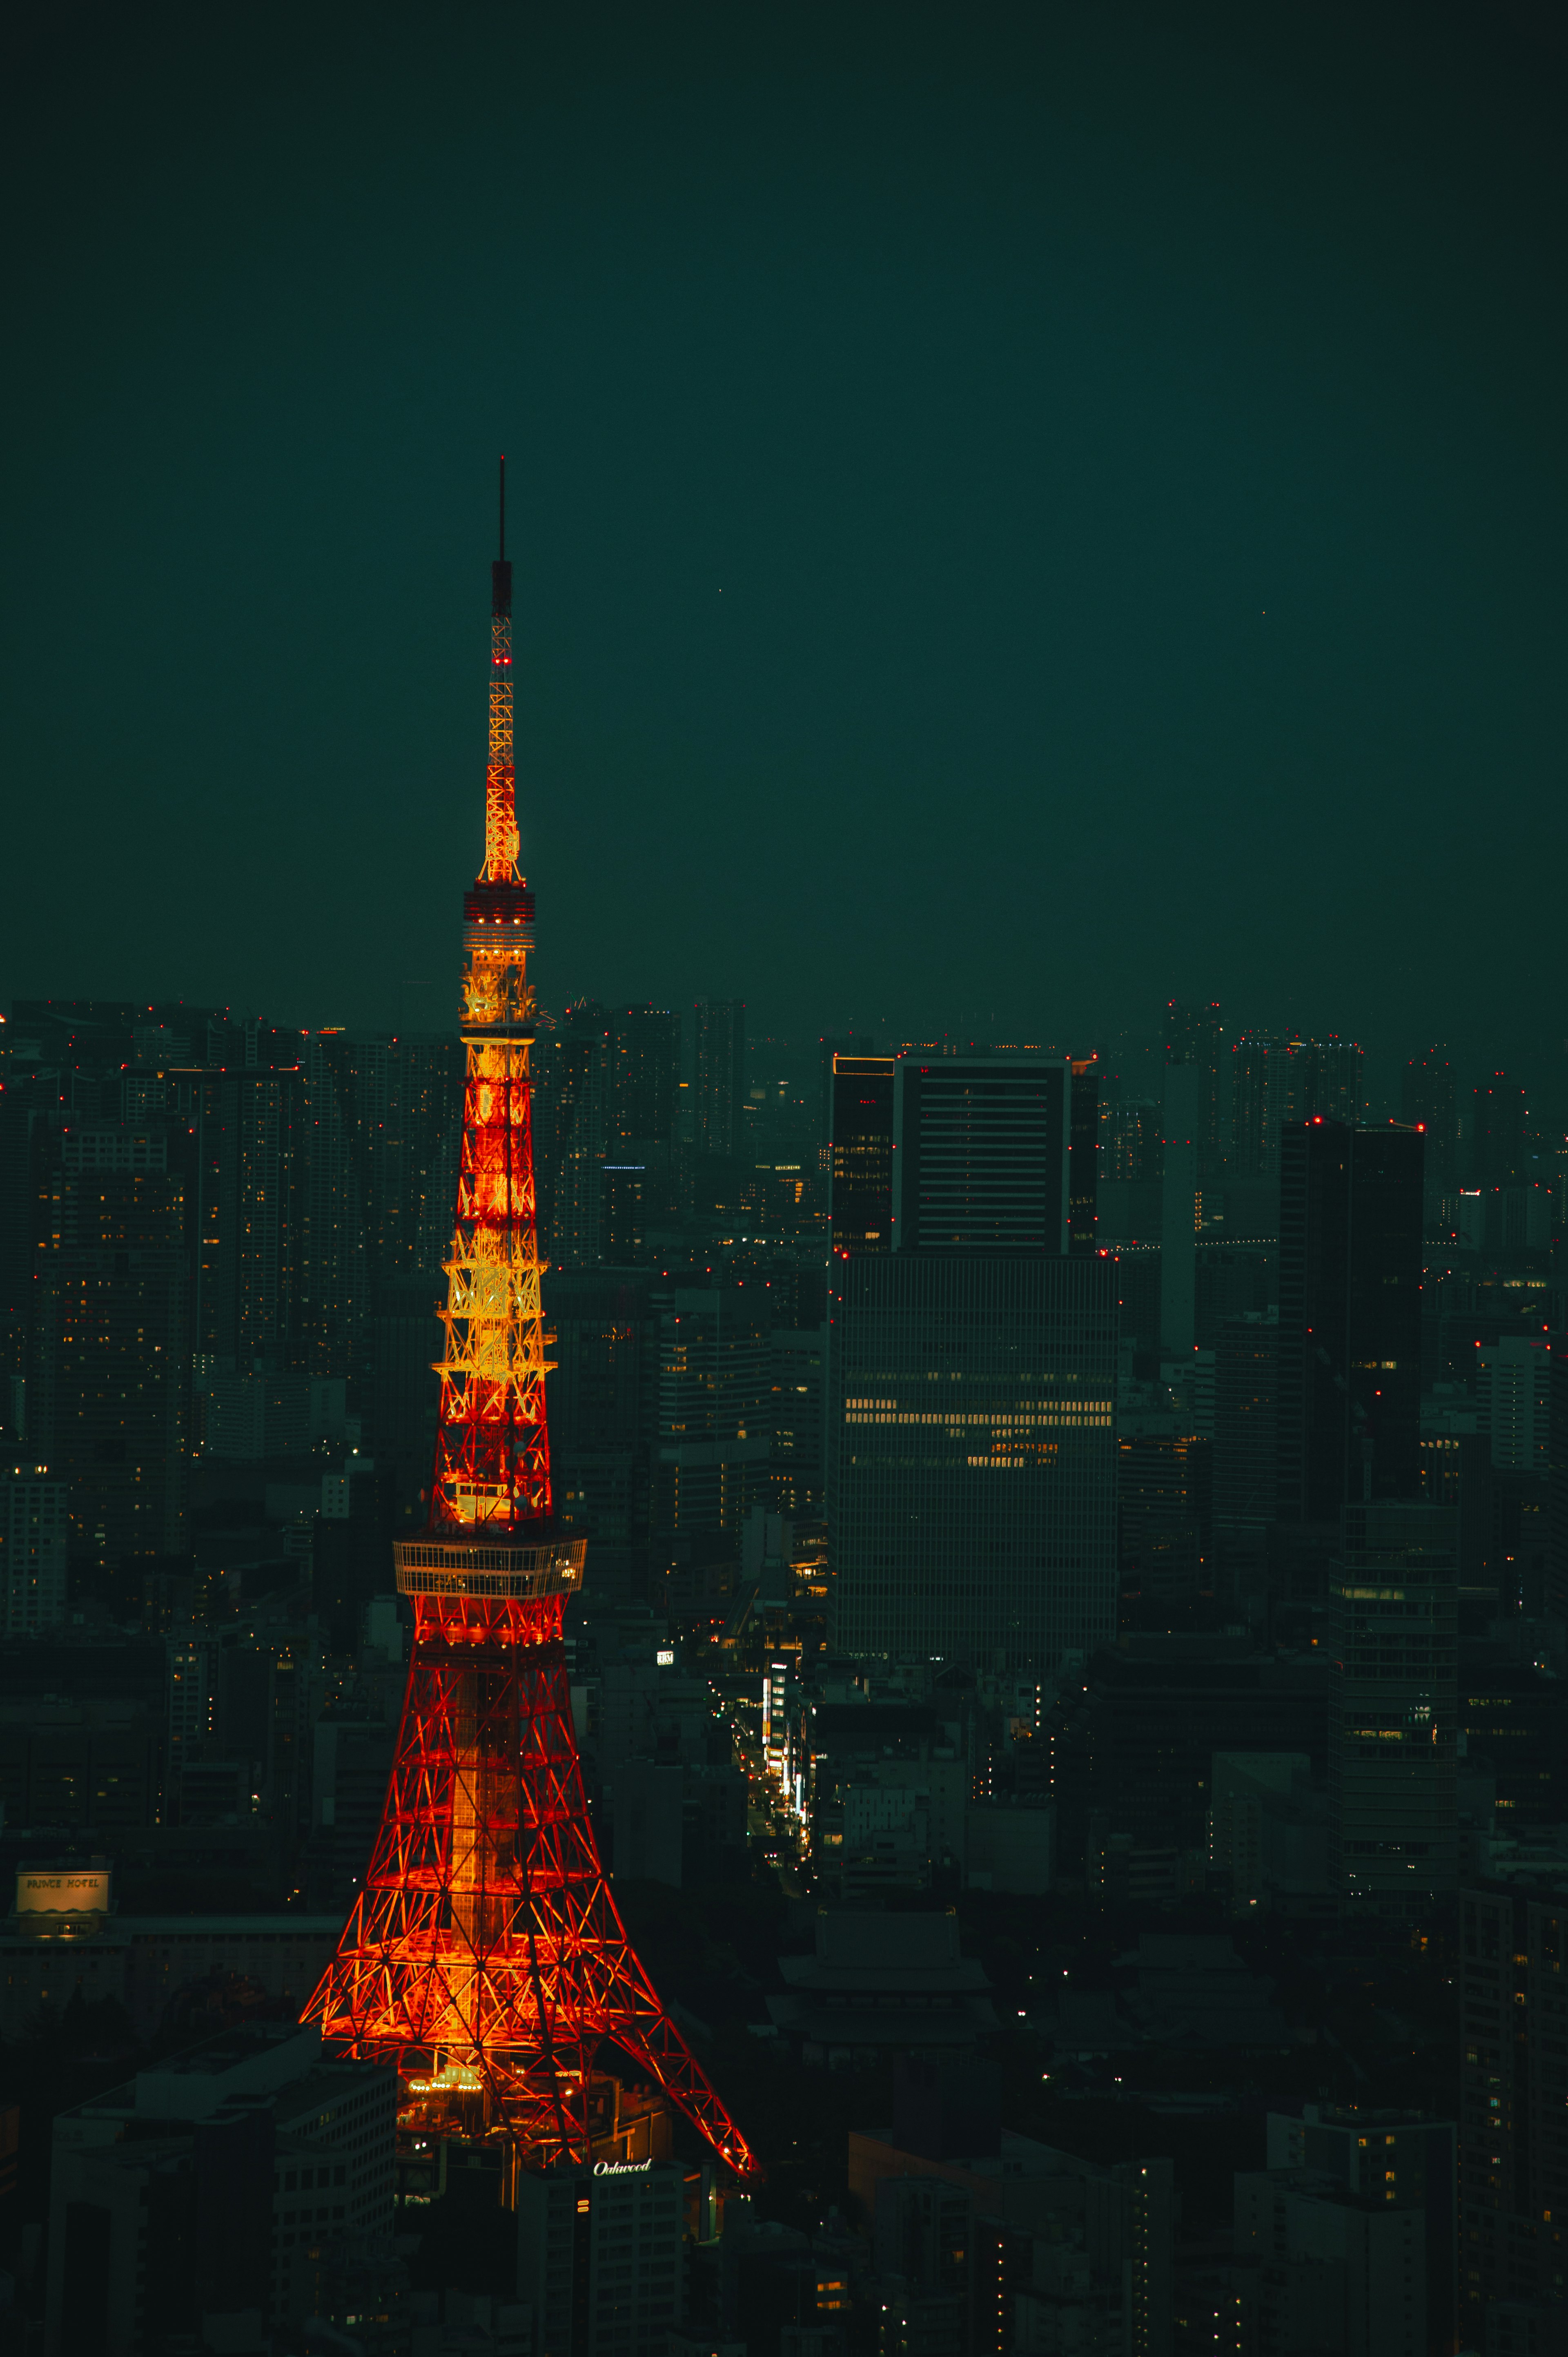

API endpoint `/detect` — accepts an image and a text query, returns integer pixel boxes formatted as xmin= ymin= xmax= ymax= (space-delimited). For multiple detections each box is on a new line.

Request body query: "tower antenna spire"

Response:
xmin=484 ymin=458 xmax=518 ymax=883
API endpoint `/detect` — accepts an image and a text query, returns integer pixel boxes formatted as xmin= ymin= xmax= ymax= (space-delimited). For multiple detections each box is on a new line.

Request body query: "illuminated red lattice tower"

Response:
xmin=305 ymin=466 xmax=757 ymax=2180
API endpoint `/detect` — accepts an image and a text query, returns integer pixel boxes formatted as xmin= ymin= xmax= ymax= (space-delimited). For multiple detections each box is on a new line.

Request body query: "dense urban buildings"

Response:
xmin=0 ymin=576 xmax=1561 ymax=2357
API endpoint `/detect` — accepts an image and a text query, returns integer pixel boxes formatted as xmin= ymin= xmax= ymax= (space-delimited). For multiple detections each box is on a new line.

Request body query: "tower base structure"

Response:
xmin=305 ymin=1534 xmax=757 ymax=2183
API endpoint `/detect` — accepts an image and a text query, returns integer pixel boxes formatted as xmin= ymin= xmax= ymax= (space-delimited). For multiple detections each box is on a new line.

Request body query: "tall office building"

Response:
xmin=0 ymin=1465 xmax=69 ymax=1633
xmin=296 ymin=1032 xmax=368 ymax=1379
xmin=382 ymin=1036 xmax=464 ymax=1280
xmin=211 ymin=1066 xmax=306 ymax=1368
xmin=547 ymin=1265 xmax=659 ymax=1604
xmin=1159 ymin=1064 xmax=1198 ymax=1354
xmin=1329 ymin=1501 xmax=1457 ymax=1909
xmin=693 ymin=999 xmax=746 ymax=1158
xmin=1230 ymin=1037 xmax=1364 ymax=1180
xmin=611 ymin=1005 xmax=681 ymax=1146
xmin=820 ymin=1032 xmax=877 ymax=1145
xmin=828 ymin=1252 xmax=1118 ymax=1671
xmin=1229 ymin=1034 xmax=1283 ymax=1180
xmin=1067 ymin=1059 xmax=1100 ymax=1254
xmin=1461 ymin=1876 xmax=1568 ymax=2335
xmin=828 ymin=1056 xmax=1114 ymax=1670
xmin=1471 ymin=1072 xmax=1529 ymax=1190
xmin=1164 ymin=999 xmax=1225 ymax=1179
xmin=653 ymin=1283 xmax=773 ymax=1542
xmin=1276 ymin=1121 xmax=1423 ymax=1523
xmin=1401 ymin=1048 xmax=1458 ymax=1193
xmin=34 ymin=1141 xmax=190 ymax=1574
xmin=537 ymin=1000 xmax=613 ymax=1267
xmin=516 ymin=2155 xmax=685 ymax=2357
xmin=830 ymin=1054 xmax=895 ymax=1255
xmin=1549 ymin=1338 xmax=1568 ymax=1625
xmin=890 ymin=1060 xmax=1070 ymax=1254
xmin=1212 ymin=1313 xmax=1278 ymax=1536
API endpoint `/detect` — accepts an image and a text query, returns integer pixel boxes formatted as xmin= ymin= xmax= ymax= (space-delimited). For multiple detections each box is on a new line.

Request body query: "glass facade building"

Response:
xmin=827 ymin=1253 xmax=1118 ymax=1672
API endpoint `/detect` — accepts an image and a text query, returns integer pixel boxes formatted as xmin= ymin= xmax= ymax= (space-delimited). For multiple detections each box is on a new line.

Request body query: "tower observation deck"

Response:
xmin=304 ymin=465 xmax=757 ymax=2182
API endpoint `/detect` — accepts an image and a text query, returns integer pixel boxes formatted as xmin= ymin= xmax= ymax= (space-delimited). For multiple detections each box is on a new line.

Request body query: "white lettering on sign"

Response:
xmin=592 ymin=2158 xmax=653 ymax=2176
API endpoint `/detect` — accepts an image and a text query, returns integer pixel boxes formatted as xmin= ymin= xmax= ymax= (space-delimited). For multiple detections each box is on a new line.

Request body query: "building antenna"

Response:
xmin=499 ymin=453 xmax=505 ymax=562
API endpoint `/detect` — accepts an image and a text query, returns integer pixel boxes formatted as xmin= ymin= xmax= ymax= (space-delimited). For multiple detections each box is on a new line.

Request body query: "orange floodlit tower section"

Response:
xmin=305 ymin=465 xmax=758 ymax=2184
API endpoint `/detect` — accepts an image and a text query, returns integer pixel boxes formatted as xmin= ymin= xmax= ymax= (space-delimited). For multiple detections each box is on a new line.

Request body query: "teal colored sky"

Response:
xmin=4 ymin=2 xmax=1565 ymax=1101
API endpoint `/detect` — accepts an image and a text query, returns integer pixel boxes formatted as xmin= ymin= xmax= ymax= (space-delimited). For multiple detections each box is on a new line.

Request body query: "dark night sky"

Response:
xmin=4 ymin=2 xmax=1565 ymax=1102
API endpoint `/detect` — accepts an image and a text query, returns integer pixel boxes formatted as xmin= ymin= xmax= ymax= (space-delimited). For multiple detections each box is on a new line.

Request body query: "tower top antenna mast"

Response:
xmin=484 ymin=457 xmax=518 ymax=882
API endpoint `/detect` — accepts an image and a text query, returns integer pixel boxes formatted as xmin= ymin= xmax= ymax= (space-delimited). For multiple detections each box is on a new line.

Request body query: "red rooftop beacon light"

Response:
xmin=305 ymin=462 xmax=758 ymax=2185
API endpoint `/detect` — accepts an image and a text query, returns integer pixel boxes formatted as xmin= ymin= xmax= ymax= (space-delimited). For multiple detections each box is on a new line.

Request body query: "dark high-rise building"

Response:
xmin=829 ymin=1054 xmax=895 ymax=1256
xmin=1472 ymin=1071 xmax=1529 ymax=1190
xmin=1329 ymin=1501 xmax=1457 ymax=1909
xmin=828 ymin=1253 xmax=1118 ymax=1672
xmin=1116 ymin=1433 xmax=1211 ymax=1622
xmin=1460 ymin=1876 xmax=1568 ymax=2337
xmin=1164 ymin=999 xmax=1225 ymax=1179
xmin=1160 ymin=1063 xmax=1198 ymax=1353
xmin=1229 ymin=1033 xmax=1283 ymax=1180
xmin=382 ymin=1037 xmax=464 ymax=1280
xmin=546 ymin=1265 xmax=659 ymax=1605
xmin=211 ymin=1066 xmax=306 ymax=1368
xmin=537 ymin=1000 xmax=612 ymax=1267
xmin=819 ymin=1033 xmax=876 ymax=1146
xmin=1229 ymin=1036 xmax=1364 ymax=1180
xmin=1276 ymin=1121 xmax=1423 ymax=1523
xmin=693 ymin=998 xmax=746 ymax=1158
xmin=296 ymin=1032 xmax=369 ymax=1379
xmin=610 ymin=1005 xmax=681 ymax=1146
xmin=34 ymin=1135 xmax=191 ymax=1578
xmin=1213 ymin=1312 xmax=1278 ymax=1535
xmin=1401 ymin=1048 xmax=1459 ymax=1193
xmin=363 ymin=1270 xmax=444 ymax=1524
xmin=1550 ymin=1337 xmax=1568 ymax=1626
xmin=891 ymin=1060 xmax=1069 ymax=1255
xmin=1067 ymin=1059 xmax=1099 ymax=1255
xmin=653 ymin=1281 xmax=772 ymax=1544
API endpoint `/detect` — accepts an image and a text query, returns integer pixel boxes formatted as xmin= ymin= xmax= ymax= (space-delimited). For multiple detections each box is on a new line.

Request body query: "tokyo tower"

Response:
xmin=305 ymin=464 xmax=757 ymax=2181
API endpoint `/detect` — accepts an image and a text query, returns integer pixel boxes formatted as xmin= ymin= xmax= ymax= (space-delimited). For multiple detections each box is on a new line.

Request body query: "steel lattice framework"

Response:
xmin=305 ymin=465 xmax=758 ymax=2182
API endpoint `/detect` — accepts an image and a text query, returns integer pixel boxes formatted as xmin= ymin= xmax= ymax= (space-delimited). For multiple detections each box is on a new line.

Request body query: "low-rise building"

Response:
xmin=769 ymin=1910 xmax=996 ymax=2067
xmin=0 ymin=1862 xmax=341 ymax=2038
xmin=46 ymin=2020 xmax=397 ymax=2355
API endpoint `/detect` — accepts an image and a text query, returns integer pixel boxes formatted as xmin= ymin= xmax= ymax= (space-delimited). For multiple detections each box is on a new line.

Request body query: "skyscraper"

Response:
xmin=1276 ymin=1120 xmax=1423 ymax=1523
xmin=693 ymin=998 xmax=746 ymax=1158
xmin=0 ymin=1464 xmax=69 ymax=1633
xmin=1229 ymin=1036 xmax=1364 ymax=1180
xmin=1159 ymin=1064 xmax=1198 ymax=1354
xmin=1401 ymin=1048 xmax=1458 ymax=1192
xmin=1471 ymin=1071 xmax=1529 ymax=1190
xmin=890 ymin=1060 xmax=1070 ymax=1254
xmin=1461 ymin=1875 xmax=1568 ymax=2332
xmin=1229 ymin=1033 xmax=1283 ymax=1180
xmin=1328 ymin=1501 xmax=1457 ymax=1909
xmin=828 ymin=1055 xmax=1116 ymax=1670
xmin=1067 ymin=1058 xmax=1100 ymax=1255
xmin=537 ymin=999 xmax=612 ymax=1266
xmin=829 ymin=1053 xmax=895 ymax=1255
xmin=828 ymin=1252 xmax=1118 ymax=1671
xmin=1164 ymin=999 xmax=1224 ymax=1179
xmin=35 ymin=1133 xmax=190 ymax=1578
xmin=610 ymin=1002 xmax=680 ymax=1138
